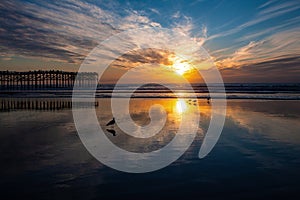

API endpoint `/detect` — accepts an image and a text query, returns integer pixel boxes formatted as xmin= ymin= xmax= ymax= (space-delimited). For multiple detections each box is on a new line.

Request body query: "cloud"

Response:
xmin=172 ymin=11 xmax=180 ymax=19
xmin=208 ymin=0 xmax=300 ymax=41
xmin=0 ymin=0 xmax=162 ymax=64
xmin=118 ymin=10 xmax=161 ymax=30
xmin=149 ymin=8 xmax=160 ymax=15
xmin=215 ymin=41 xmax=264 ymax=69
xmin=189 ymin=0 xmax=206 ymax=6
xmin=258 ymin=1 xmax=297 ymax=15
xmin=82 ymin=25 xmax=210 ymax=84
xmin=214 ymin=28 xmax=300 ymax=82
xmin=170 ymin=12 xmax=195 ymax=36
xmin=0 ymin=0 xmax=117 ymax=64
xmin=220 ymin=57 xmax=300 ymax=83
xmin=109 ymin=49 xmax=173 ymax=72
xmin=257 ymin=0 xmax=276 ymax=9
xmin=216 ymin=28 xmax=300 ymax=70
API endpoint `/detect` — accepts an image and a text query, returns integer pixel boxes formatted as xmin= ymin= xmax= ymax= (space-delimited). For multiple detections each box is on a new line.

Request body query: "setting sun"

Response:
xmin=169 ymin=55 xmax=193 ymax=75
xmin=173 ymin=62 xmax=191 ymax=75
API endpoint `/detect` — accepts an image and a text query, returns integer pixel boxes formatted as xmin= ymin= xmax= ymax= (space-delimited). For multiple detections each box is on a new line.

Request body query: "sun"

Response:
xmin=169 ymin=55 xmax=193 ymax=75
xmin=173 ymin=62 xmax=190 ymax=75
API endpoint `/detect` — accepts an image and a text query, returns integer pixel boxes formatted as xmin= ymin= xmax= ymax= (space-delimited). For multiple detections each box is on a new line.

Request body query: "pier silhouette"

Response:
xmin=0 ymin=70 xmax=98 ymax=89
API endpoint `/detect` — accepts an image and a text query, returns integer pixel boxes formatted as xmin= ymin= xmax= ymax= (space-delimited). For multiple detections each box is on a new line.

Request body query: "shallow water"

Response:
xmin=0 ymin=98 xmax=300 ymax=199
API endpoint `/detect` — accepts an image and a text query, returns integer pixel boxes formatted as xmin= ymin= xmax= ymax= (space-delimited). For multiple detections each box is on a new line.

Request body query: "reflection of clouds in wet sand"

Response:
xmin=1 ymin=98 xmax=300 ymax=195
xmin=226 ymin=100 xmax=300 ymax=145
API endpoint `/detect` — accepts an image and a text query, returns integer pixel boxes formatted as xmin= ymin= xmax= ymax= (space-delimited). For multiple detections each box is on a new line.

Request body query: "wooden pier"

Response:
xmin=0 ymin=70 xmax=98 ymax=89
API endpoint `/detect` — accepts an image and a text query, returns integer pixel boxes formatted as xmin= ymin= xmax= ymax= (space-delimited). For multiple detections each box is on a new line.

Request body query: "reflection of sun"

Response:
xmin=169 ymin=55 xmax=193 ymax=75
xmin=176 ymin=99 xmax=187 ymax=114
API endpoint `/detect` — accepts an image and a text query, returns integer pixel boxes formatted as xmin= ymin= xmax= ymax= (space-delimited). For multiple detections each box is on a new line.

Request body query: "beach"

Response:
xmin=1 ymin=97 xmax=300 ymax=199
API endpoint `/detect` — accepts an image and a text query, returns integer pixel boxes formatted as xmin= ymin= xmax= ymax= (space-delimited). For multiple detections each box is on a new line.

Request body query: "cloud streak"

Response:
xmin=207 ymin=0 xmax=300 ymax=41
xmin=215 ymin=28 xmax=300 ymax=82
xmin=0 ymin=0 xmax=162 ymax=64
xmin=216 ymin=28 xmax=300 ymax=69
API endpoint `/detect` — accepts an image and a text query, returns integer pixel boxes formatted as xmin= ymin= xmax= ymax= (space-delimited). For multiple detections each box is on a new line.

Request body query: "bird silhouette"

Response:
xmin=106 ymin=117 xmax=115 ymax=126
xmin=207 ymin=96 xmax=211 ymax=104
xmin=106 ymin=129 xmax=116 ymax=136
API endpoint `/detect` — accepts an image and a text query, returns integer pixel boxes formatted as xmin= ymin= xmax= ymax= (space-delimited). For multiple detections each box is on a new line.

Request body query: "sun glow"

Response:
xmin=169 ymin=55 xmax=193 ymax=75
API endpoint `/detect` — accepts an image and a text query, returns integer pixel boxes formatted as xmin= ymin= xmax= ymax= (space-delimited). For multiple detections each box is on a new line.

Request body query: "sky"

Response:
xmin=0 ymin=0 xmax=299 ymax=83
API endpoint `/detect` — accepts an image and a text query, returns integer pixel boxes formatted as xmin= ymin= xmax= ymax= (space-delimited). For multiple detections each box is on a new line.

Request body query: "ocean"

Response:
xmin=1 ymin=83 xmax=300 ymax=99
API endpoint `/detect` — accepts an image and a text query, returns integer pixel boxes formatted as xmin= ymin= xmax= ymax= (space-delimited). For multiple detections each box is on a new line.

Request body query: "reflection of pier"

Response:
xmin=0 ymin=70 xmax=98 ymax=89
xmin=0 ymin=98 xmax=98 ymax=112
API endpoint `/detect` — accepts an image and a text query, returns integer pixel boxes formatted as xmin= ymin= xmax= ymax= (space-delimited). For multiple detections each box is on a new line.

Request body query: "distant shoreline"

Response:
xmin=1 ymin=91 xmax=300 ymax=100
xmin=1 ymin=83 xmax=300 ymax=100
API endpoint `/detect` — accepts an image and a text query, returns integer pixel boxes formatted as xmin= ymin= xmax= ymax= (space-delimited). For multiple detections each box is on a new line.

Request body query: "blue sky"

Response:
xmin=0 ymin=0 xmax=299 ymax=82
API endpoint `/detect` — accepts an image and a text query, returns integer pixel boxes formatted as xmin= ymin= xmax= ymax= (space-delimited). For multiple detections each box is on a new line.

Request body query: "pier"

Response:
xmin=0 ymin=70 xmax=98 ymax=89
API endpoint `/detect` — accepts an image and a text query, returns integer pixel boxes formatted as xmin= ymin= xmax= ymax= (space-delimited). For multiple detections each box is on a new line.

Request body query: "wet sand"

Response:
xmin=0 ymin=98 xmax=300 ymax=199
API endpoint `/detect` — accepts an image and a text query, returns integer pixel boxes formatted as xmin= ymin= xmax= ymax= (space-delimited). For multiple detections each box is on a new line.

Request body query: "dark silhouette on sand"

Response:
xmin=106 ymin=118 xmax=115 ymax=126
xmin=106 ymin=129 xmax=116 ymax=136
xmin=207 ymin=96 xmax=211 ymax=104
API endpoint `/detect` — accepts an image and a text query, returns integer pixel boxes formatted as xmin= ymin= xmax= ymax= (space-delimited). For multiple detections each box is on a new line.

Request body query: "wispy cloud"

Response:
xmin=172 ymin=11 xmax=181 ymax=19
xmin=215 ymin=41 xmax=264 ymax=68
xmin=215 ymin=28 xmax=300 ymax=71
xmin=0 ymin=0 xmax=162 ymax=64
xmin=189 ymin=0 xmax=206 ymax=6
xmin=170 ymin=11 xmax=197 ymax=37
xmin=208 ymin=0 xmax=300 ymax=41
xmin=149 ymin=8 xmax=160 ymax=15
xmin=235 ymin=22 xmax=290 ymax=42
xmin=118 ymin=10 xmax=161 ymax=30
xmin=257 ymin=0 xmax=276 ymax=9
xmin=0 ymin=0 xmax=116 ymax=63
xmin=258 ymin=1 xmax=296 ymax=15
